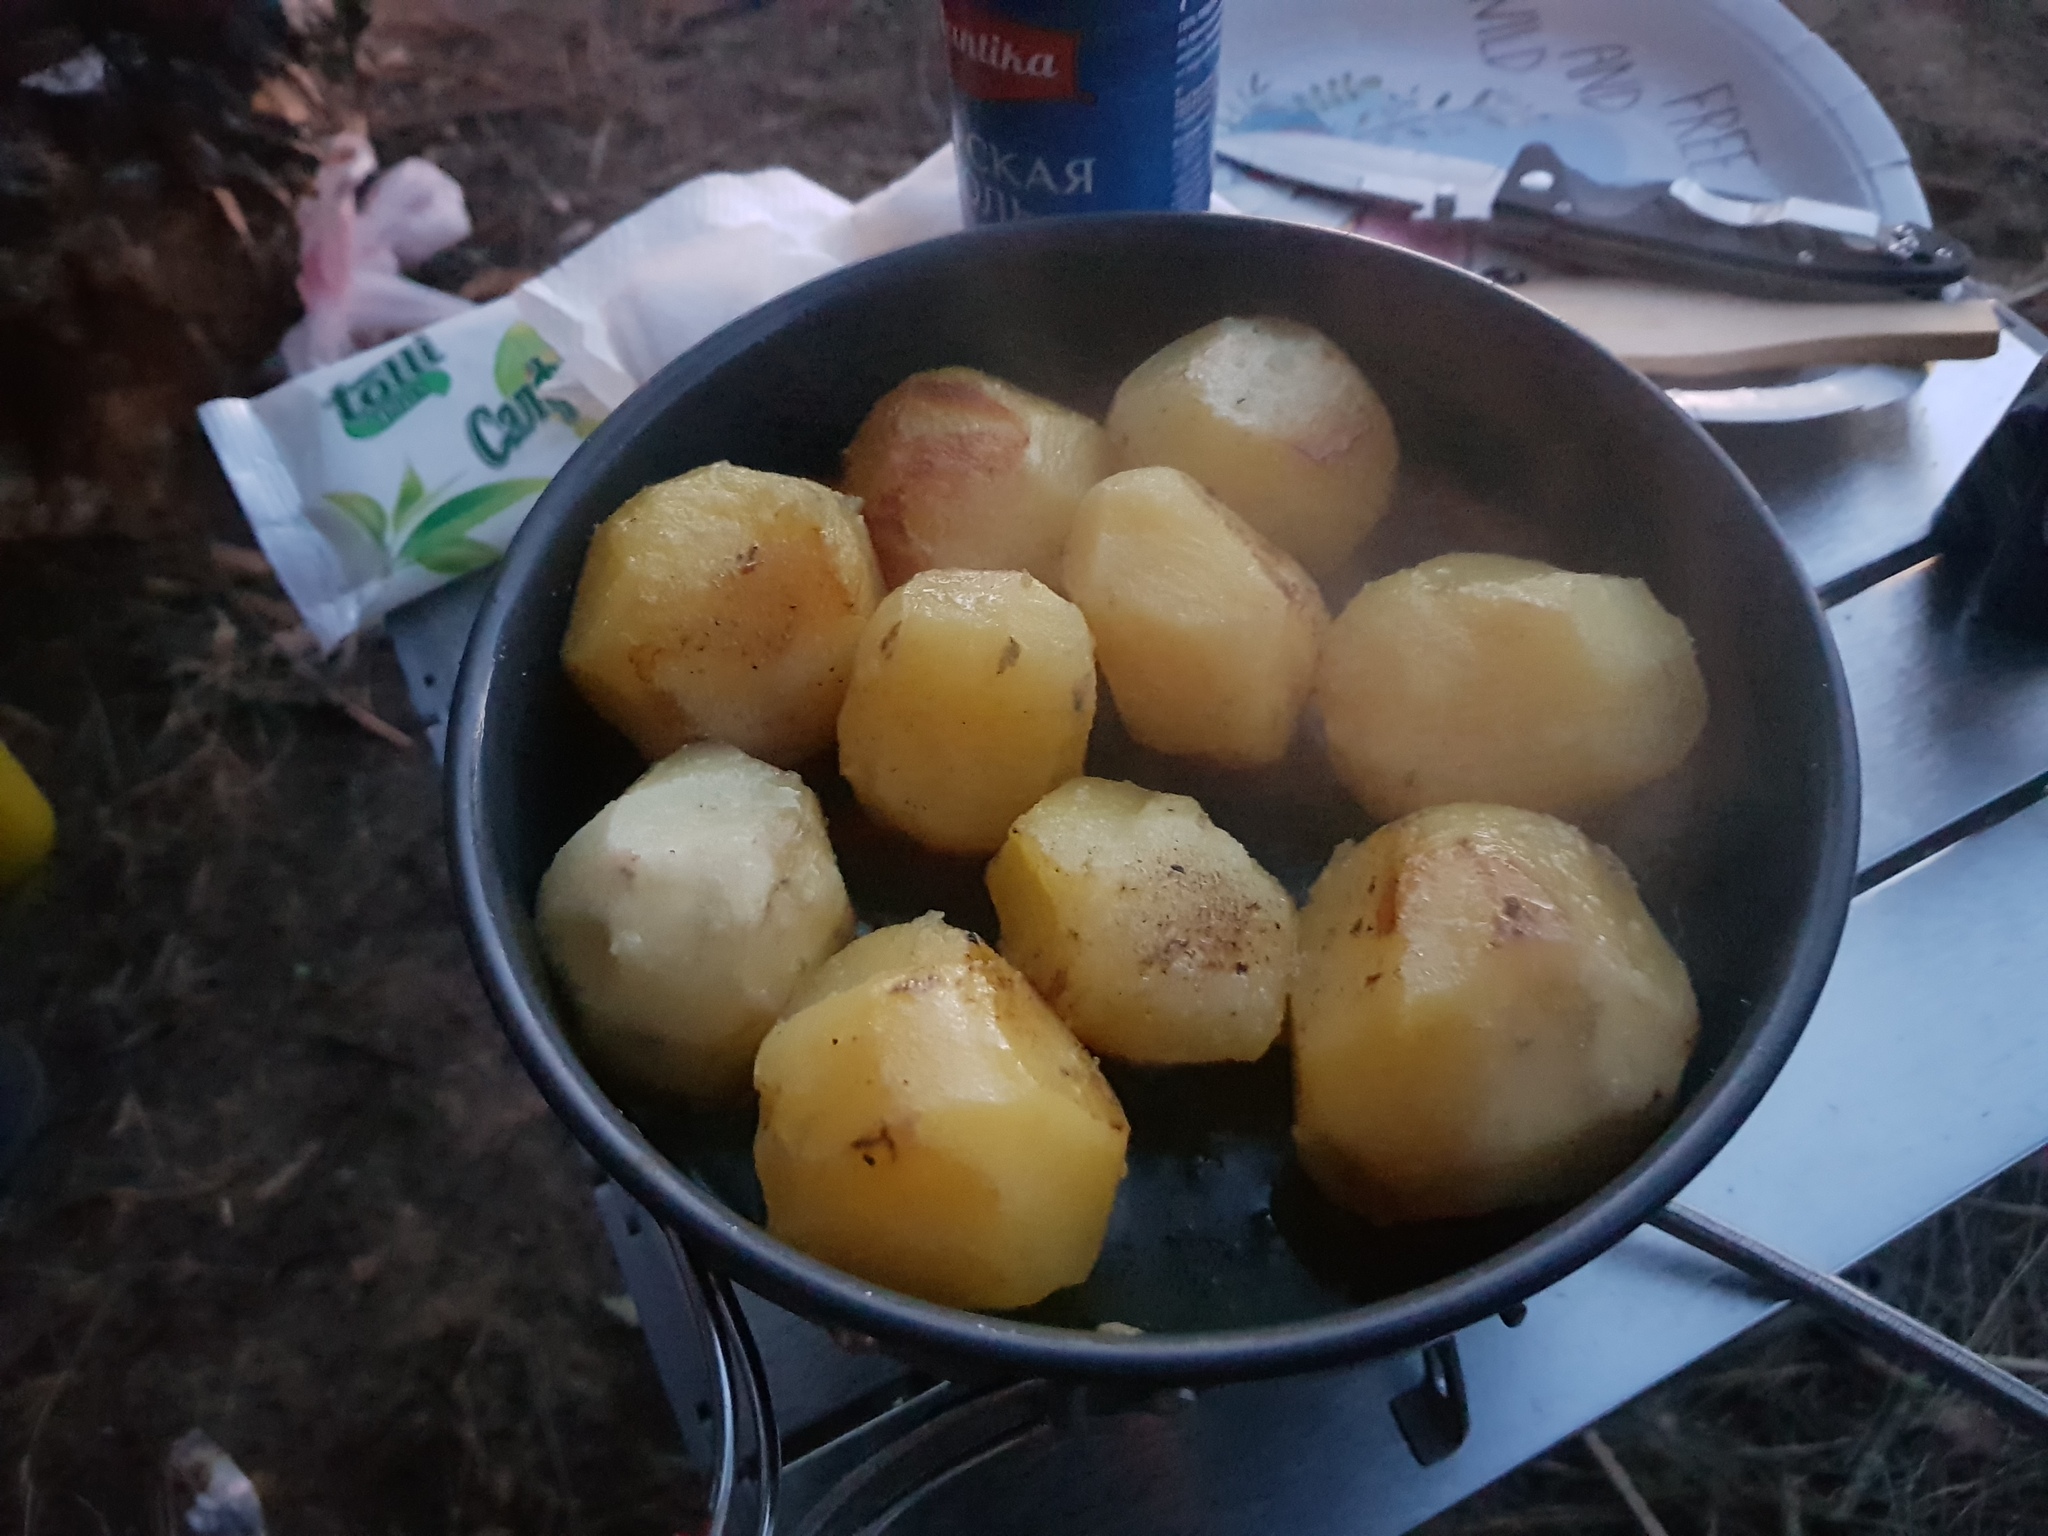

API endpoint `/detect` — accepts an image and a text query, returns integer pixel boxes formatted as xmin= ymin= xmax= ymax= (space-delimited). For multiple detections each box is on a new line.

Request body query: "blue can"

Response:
xmin=944 ymin=0 xmax=1224 ymax=224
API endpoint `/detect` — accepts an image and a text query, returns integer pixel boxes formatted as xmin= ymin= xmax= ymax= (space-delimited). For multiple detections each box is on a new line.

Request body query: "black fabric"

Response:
xmin=1936 ymin=376 xmax=2048 ymax=637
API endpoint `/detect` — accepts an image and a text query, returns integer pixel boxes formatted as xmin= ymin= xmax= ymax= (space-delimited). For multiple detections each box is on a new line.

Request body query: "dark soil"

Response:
xmin=0 ymin=1 xmax=2043 ymax=1533
xmin=0 ymin=538 xmax=693 ymax=1535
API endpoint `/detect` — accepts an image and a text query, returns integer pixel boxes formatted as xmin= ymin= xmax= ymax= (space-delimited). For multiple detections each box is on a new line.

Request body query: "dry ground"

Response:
xmin=1 ymin=2 xmax=2044 ymax=1532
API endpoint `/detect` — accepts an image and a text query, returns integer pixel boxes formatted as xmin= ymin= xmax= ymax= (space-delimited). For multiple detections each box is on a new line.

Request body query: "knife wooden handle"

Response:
xmin=1515 ymin=279 xmax=2004 ymax=381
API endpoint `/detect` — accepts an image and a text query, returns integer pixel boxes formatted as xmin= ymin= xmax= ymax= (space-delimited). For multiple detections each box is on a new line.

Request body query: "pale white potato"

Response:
xmin=987 ymin=778 xmax=1295 ymax=1064
xmin=841 ymin=367 xmax=1112 ymax=591
xmin=1292 ymin=803 xmax=1699 ymax=1224
xmin=1105 ymin=316 xmax=1400 ymax=578
xmin=1064 ymin=466 xmax=1330 ymax=767
xmin=1316 ymin=554 xmax=1709 ymax=819
xmin=536 ymin=743 xmax=855 ymax=1101
xmin=754 ymin=915 xmax=1130 ymax=1310
xmin=837 ymin=569 xmax=1097 ymax=856
xmin=561 ymin=462 xmax=882 ymax=766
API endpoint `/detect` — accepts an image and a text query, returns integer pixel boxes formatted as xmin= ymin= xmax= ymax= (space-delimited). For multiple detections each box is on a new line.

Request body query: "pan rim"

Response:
xmin=446 ymin=213 xmax=1862 ymax=1384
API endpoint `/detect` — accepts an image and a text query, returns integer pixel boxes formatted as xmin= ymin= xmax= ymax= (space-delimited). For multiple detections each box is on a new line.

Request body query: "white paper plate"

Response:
xmin=1214 ymin=0 xmax=1932 ymax=423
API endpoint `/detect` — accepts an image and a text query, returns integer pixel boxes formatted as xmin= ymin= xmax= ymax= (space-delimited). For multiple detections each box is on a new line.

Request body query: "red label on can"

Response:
xmin=942 ymin=2 xmax=1083 ymax=103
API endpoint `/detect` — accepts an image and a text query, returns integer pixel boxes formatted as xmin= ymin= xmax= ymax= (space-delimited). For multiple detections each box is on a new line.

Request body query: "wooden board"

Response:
xmin=1518 ymin=280 xmax=2003 ymax=380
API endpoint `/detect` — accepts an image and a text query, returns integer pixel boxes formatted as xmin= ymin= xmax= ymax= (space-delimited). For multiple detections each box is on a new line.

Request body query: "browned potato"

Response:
xmin=837 ymin=569 xmax=1097 ymax=855
xmin=1064 ymin=466 xmax=1330 ymax=767
xmin=536 ymin=743 xmax=855 ymax=1100
xmin=1291 ymin=803 xmax=1699 ymax=1223
xmin=561 ymin=462 xmax=881 ymax=765
xmin=987 ymin=778 xmax=1295 ymax=1064
xmin=1105 ymin=316 xmax=1399 ymax=577
xmin=1316 ymin=554 xmax=1709 ymax=819
xmin=754 ymin=915 xmax=1129 ymax=1310
xmin=841 ymin=367 xmax=1113 ymax=591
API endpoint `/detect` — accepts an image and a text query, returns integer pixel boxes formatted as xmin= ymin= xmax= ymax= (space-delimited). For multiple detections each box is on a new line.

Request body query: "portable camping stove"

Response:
xmin=393 ymin=315 xmax=2048 ymax=1536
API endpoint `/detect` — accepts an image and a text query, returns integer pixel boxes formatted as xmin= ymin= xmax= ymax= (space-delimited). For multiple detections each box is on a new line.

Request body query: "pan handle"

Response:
xmin=590 ymin=1180 xmax=778 ymax=1536
xmin=1653 ymin=1201 xmax=2048 ymax=1439
xmin=784 ymin=1380 xmax=1055 ymax=1536
xmin=685 ymin=1242 xmax=782 ymax=1536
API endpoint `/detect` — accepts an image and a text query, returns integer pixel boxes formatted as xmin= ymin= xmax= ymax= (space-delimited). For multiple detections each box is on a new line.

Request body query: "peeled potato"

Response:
xmin=1064 ymin=466 xmax=1330 ymax=767
xmin=1317 ymin=554 xmax=1709 ymax=820
xmin=1291 ymin=803 xmax=1699 ymax=1224
xmin=841 ymin=367 xmax=1112 ymax=591
xmin=561 ymin=462 xmax=882 ymax=766
xmin=787 ymin=911 xmax=969 ymax=1015
xmin=754 ymin=915 xmax=1129 ymax=1310
xmin=1105 ymin=316 xmax=1399 ymax=577
xmin=838 ymin=569 xmax=1096 ymax=855
xmin=987 ymin=778 xmax=1295 ymax=1064
xmin=536 ymin=743 xmax=855 ymax=1100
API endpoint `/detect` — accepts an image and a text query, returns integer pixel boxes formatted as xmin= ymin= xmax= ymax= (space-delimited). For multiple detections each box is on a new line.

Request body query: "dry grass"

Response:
xmin=0 ymin=539 xmax=695 ymax=1536
xmin=1428 ymin=1154 xmax=2048 ymax=1535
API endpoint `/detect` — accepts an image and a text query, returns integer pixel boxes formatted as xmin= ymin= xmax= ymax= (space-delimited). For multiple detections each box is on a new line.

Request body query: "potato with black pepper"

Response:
xmin=561 ymin=462 xmax=882 ymax=766
xmin=838 ymin=569 xmax=1097 ymax=856
xmin=536 ymin=743 xmax=855 ymax=1100
xmin=841 ymin=367 xmax=1112 ymax=591
xmin=987 ymin=778 xmax=1295 ymax=1065
xmin=1316 ymin=554 xmax=1708 ymax=820
xmin=1064 ymin=466 xmax=1330 ymax=767
xmin=1291 ymin=803 xmax=1698 ymax=1224
xmin=1106 ymin=316 xmax=1399 ymax=578
xmin=754 ymin=914 xmax=1130 ymax=1311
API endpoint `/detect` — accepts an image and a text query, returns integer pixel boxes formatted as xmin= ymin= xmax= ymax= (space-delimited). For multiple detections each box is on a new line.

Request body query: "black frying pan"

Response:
xmin=447 ymin=214 xmax=1859 ymax=1386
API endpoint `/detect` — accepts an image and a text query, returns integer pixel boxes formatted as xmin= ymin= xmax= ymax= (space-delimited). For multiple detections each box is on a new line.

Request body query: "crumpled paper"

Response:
xmin=519 ymin=145 xmax=969 ymax=411
xmin=165 ymin=1429 xmax=266 ymax=1536
xmin=281 ymin=132 xmax=476 ymax=375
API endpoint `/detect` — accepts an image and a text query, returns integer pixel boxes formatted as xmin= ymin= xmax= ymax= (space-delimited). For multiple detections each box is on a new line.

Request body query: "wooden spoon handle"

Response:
xmin=1516 ymin=279 xmax=2003 ymax=381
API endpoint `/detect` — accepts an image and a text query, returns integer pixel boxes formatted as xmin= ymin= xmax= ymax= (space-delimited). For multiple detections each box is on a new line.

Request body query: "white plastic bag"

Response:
xmin=280 ymin=133 xmax=476 ymax=375
xmin=828 ymin=145 xmax=964 ymax=263
xmin=605 ymin=223 xmax=843 ymax=388
xmin=518 ymin=166 xmax=861 ymax=409
xmin=514 ymin=142 xmax=1234 ymax=410
xmin=517 ymin=150 xmax=975 ymax=411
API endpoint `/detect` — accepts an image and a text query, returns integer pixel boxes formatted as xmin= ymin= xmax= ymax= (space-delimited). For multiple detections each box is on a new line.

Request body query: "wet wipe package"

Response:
xmin=200 ymin=297 xmax=597 ymax=650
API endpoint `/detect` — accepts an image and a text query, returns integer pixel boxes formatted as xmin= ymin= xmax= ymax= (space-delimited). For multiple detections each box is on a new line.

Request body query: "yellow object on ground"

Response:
xmin=0 ymin=742 xmax=55 ymax=888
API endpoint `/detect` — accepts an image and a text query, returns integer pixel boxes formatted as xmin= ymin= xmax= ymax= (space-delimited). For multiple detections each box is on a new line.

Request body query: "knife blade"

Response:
xmin=1214 ymin=132 xmax=1973 ymax=296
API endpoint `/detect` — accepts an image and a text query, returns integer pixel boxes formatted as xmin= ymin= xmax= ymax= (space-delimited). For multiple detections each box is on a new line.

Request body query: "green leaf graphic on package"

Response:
xmin=311 ymin=467 xmax=548 ymax=584
xmin=471 ymin=323 xmax=590 ymax=465
xmin=307 ymin=322 xmax=583 ymax=581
